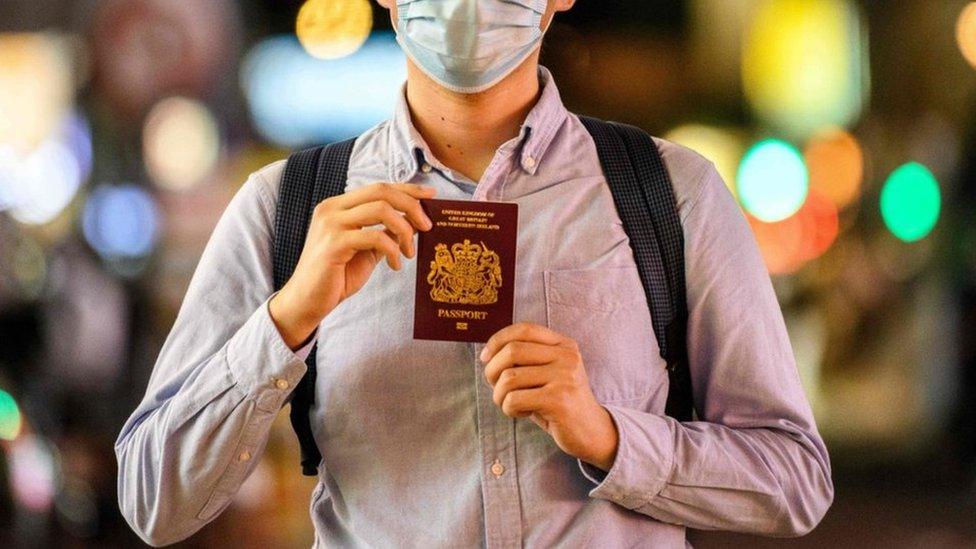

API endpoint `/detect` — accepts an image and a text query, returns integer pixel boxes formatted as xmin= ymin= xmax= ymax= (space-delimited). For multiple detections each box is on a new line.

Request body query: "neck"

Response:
xmin=404 ymin=55 xmax=542 ymax=183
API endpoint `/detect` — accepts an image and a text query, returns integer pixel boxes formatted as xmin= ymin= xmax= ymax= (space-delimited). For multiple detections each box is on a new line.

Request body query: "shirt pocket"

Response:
xmin=543 ymin=265 xmax=664 ymax=404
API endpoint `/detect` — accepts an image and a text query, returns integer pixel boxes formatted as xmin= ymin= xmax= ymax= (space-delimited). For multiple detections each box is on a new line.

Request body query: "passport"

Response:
xmin=413 ymin=198 xmax=519 ymax=343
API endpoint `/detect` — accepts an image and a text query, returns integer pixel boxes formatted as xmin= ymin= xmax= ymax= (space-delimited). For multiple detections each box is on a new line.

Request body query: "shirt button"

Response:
xmin=239 ymin=450 xmax=251 ymax=462
xmin=421 ymin=162 xmax=432 ymax=173
xmin=490 ymin=459 xmax=505 ymax=477
xmin=275 ymin=379 xmax=289 ymax=390
xmin=523 ymin=156 xmax=536 ymax=169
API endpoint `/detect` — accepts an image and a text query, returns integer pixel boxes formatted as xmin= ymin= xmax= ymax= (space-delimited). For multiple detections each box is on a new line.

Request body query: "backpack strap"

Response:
xmin=273 ymin=137 xmax=357 ymax=476
xmin=577 ymin=115 xmax=695 ymax=422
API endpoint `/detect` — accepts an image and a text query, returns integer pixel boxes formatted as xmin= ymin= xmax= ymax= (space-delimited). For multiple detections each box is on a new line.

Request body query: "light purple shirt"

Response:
xmin=115 ymin=66 xmax=833 ymax=547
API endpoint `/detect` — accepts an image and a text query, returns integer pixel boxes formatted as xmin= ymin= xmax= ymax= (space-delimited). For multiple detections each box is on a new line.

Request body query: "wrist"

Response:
xmin=269 ymin=287 xmax=323 ymax=350
xmin=583 ymin=405 xmax=619 ymax=472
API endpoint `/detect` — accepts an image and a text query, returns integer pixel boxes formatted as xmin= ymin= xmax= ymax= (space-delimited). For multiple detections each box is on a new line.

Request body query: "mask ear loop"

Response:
xmin=540 ymin=7 xmax=556 ymax=36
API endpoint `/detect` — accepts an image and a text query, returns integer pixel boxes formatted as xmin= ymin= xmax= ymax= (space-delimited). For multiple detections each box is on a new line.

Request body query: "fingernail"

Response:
xmin=479 ymin=347 xmax=488 ymax=362
xmin=424 ymin=216 xmax=433 ymax=229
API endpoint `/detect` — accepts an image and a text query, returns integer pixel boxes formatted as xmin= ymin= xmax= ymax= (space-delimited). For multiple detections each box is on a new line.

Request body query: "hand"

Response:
xmin=480 ymin=322 xmax=620 ymax=472
xmin=270 ymin=182 xmax=437 ymax=349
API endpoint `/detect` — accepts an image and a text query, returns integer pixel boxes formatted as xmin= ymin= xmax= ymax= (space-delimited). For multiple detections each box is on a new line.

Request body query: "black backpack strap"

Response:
xmin=273 ymin=137 xmax=357 ymax=476
xmin=577 ymin=115 xmax=694 ymax=422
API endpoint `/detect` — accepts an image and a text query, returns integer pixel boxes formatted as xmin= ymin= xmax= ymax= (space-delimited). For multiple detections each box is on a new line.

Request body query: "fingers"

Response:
xmin=500 ymin=386 xmax=549 ymax=418
xmin=491 ymin=365 xmax=554 ymax=408
xmin=339 ymin=227 xmax=403 ymax=270
xmin=483 ymin=340 xmax=559 ymax=386
xmin=335 ymin=200 xmax=419 ymax=258
xmin=331 ymin=182 xmax=436 ymax=231
xmin=481 ymin=322 xmax=572 ymax=365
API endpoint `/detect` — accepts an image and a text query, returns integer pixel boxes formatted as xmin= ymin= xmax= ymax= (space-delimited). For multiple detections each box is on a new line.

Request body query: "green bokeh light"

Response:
xmin=0 ymin=389 xmax=22 ymax=441
xmin=880 ymin=162 xmax=941 ymax=243
xmin=736 ymin=139 xmax=809 ymax=222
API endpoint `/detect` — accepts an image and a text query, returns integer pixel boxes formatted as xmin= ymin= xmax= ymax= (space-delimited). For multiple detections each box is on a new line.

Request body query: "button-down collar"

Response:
xmin=387 ymin=65 xmax=569 ymax=185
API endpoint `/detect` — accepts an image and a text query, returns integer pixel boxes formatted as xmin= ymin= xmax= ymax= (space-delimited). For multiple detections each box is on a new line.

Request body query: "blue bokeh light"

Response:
xmin=82 ymin=184 xmax=161 ymax=260
xmin=736 ymin=139 xmax=810 ymax=223
xmin=241 ymin=32 xmax=407 ymax=148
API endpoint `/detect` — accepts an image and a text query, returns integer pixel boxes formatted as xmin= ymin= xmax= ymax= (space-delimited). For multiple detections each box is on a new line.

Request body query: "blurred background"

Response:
xmin=0 ymin=0 xmax=974 ymax=547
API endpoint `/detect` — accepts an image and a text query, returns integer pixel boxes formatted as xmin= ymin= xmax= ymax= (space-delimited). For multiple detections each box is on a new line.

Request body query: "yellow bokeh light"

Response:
xmin=0 ymin=33 xmax=72 ymax=152
xmin=957 ymin=3 xmax=976 ymax=68
xmin=664 ymin=124 xmax=745 ymax=196
xmin=143 ymin=97 xmax=221 ymax=192
xmin=296 ymin=0 xmax=373 ymax=60
xmin=804 ymin=127 xmax=864 ymax=209
xmin=742 ymin=0 xmax=867 ymax=140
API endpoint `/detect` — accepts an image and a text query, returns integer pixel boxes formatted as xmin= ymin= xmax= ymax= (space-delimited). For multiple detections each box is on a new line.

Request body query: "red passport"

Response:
xmin=413 ymin=198 xmax=519 ymax=343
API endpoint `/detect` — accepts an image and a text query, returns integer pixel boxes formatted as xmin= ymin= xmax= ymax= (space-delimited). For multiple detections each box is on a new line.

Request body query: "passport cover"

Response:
xmin=413 ymin=198 xmax=519 ymax=343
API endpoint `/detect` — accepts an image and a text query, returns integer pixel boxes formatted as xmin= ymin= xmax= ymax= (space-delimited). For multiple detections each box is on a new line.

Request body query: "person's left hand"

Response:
xmin=480 ymin=321 xmax=619 ymax=472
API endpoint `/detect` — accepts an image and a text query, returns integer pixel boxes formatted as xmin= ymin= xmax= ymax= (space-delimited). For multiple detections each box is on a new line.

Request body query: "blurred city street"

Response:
xmin=0 ymin=0 xmax=974 ymax=547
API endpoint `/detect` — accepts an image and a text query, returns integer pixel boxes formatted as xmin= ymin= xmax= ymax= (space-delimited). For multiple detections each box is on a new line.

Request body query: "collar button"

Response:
xmin=524 ymin=156 xmax=536 ymax=169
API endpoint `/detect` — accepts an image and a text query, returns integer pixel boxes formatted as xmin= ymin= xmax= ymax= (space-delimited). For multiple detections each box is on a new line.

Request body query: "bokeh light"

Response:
xmin=58 ymin=112 xmax=94 ymax=183
xmin=0 ymin=388 xmax=22 ymax=440
xmin=241 ymin=32 xmax=407 ymax=147
xmin=82 ymin=184 xmax=161 ymax=260
xmin=296 ymin=0 xmax=373 ymax=60
xmin=804 ymin=127 xmax=864 ymax=209
xmin=749 ymin=211 xmax=806 ymax=275
xmin=880 ymin=162 xmax=941 ymax=243
xmin=795 ymin=188 xmax=841 ymax=262
xmin=0 ymin=145 xmax=19 ymax=210
xmin=664 ymin=124 xmax=745 ymax=195
xmin=742 ymin=0 xmax=867 ymax=140
xmin=748 ymin=188 xmax=839 ymax=275
xmin=737 ymin=138 xmax=809 ymax=223
xmin=957 ymin=3 xmax=976 ymax=69
xmin=143 ymin=97 xmax=221 ymax=192
xmin=3 ymin=139 xmax=82 ymax=225
xmin=9 ymin=433 xmax=58 ymax=513
xmin=0 ymin=33 xmax=72 ymax=152
xmin=0 ymin=110 xmax=91 ymax=224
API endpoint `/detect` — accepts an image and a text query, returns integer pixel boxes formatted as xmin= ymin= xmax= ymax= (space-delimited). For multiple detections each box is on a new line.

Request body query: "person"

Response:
xmin=115 ymin=0 xmax=834 ymax=546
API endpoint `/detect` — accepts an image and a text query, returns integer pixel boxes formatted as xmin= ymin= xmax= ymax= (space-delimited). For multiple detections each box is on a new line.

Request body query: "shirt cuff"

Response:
xmin=225 ymin=292 xmax=311 ymax=413
xmin=575 ymin=403 xmax=676 ymax=511
xmin=294 ymin=335 xmax=317 ymax=362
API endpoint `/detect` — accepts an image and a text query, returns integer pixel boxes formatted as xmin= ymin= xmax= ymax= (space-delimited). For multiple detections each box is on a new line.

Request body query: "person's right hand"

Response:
xmin=269 ymin=182 xmax=437 ymax=349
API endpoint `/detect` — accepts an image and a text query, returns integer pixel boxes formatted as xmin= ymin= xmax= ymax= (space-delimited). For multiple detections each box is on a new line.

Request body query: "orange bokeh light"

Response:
xmin=958 ymin=3 xmax=976 ymax=69
xmin=804 ymin=128 xmax=864 ymax=209
xmin=748 ymin=188 xmax=840 ymax=275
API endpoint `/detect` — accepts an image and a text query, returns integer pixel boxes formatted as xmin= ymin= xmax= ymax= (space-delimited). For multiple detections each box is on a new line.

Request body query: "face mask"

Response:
xmin=394 ymin=0 xmax=551 ymax=94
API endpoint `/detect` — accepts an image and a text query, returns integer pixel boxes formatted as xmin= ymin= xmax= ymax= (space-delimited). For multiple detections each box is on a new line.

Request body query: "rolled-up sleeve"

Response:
xmin=114 ymin=162 xmax=317 ymax=546
xmin=576 ymin=161 xmax=834 ymax=537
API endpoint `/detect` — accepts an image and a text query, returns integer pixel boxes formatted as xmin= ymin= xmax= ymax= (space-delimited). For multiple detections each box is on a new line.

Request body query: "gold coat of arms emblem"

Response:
xmin=426 ymin=239 xmax=502 ymax=305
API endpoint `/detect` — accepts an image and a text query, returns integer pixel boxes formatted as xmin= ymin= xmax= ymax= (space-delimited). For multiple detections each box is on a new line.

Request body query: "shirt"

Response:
xmin=115 ymin=66 xmax=833 ymax=548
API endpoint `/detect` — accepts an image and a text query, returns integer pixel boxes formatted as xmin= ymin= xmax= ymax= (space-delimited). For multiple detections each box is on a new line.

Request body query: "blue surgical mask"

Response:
xmin=394 ymin=0 xmax=551 ymax=94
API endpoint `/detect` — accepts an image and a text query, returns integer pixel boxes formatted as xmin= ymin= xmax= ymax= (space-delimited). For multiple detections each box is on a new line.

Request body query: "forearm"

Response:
xmin=115 ymin=296 xmax=310 ymax=546
xmin=577 ymin=406 xmax=833 ymax=536
xmin=115 ymin=364 xmax=272 ymax=546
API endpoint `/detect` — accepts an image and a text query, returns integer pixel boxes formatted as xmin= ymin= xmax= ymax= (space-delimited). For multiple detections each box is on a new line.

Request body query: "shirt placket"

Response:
xmin=472 ymin=341 xmax=522 ymax=549
xmin=463 ymin=152 xmax=523 ymax=548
